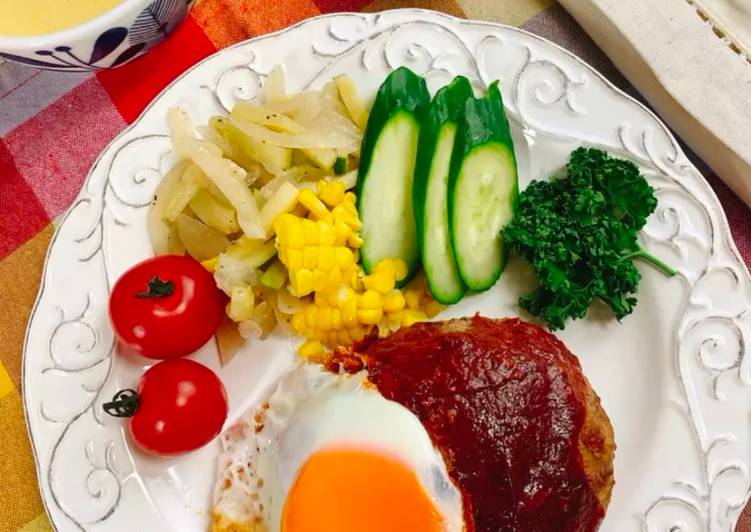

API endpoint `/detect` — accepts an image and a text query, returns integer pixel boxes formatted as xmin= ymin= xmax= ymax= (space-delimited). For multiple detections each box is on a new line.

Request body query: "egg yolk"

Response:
xmin=282 ymin=448 xmax=444 ymax=532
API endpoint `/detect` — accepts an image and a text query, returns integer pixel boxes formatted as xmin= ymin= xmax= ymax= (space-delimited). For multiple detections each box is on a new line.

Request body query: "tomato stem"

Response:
xmin=135 ymin=276 xmax=174 ymax=298
xmin=103 ymin=389 xmax=140 ymax=417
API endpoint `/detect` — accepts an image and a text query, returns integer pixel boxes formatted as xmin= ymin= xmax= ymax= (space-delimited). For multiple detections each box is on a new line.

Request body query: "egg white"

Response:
xmin=212 ymin=363 xmax=464 ymax=532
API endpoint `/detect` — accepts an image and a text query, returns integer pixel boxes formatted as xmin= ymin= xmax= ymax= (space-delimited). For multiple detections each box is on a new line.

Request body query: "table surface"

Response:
xmin=0 ymin=1 xmax=749 ymax=531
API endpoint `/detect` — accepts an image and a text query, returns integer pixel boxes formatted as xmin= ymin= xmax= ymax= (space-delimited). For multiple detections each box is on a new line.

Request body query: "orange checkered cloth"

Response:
xmin=1 ymin=1 xmax=749 ymax=531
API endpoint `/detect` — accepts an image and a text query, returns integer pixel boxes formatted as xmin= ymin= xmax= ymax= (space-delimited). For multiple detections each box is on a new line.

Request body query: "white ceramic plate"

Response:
xmin=23 ymin=9 xmax=751 ymax=532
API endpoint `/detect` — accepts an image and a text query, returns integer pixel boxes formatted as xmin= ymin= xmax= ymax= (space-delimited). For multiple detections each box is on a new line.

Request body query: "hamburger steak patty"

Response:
xmin=329 ymin=316 xmax=615 ymax=532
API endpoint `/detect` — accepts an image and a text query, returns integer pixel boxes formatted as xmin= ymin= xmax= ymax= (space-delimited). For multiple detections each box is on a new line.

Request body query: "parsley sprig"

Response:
xmin=503 ymin=147 xmax=676 ymax=330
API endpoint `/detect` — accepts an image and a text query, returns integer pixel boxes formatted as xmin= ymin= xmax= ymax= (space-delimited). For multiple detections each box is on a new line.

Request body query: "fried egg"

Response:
xmin=212 ymin=363 xmax=464 ymax=532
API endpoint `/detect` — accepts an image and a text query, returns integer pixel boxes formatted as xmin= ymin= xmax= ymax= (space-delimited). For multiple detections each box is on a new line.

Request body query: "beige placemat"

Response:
xmin=559 ymin=0 xmax=751 ymax=208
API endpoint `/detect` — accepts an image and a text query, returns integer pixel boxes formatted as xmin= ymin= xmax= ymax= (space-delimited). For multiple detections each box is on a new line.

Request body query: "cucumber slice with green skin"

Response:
xmin=357 ymin=67 xmax=430 ymax=279
xmin=449 ymin=81 xmax=518 ymax=292
xmin=413 ymin=76 xmax=474 ymax=304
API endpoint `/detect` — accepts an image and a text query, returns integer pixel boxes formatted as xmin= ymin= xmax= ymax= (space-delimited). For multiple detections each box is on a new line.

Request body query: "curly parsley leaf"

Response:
xmin=502 ymin=147 xmax=676 ymax=330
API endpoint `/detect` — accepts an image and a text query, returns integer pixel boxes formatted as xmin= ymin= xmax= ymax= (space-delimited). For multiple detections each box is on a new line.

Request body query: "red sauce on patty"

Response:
xmin=330 ymin=316 xmax=607 ymax=532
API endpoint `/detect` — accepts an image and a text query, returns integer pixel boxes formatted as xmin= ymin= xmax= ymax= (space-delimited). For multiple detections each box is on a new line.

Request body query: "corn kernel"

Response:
xmin=282 ymin=218 xmax=305 ymax=249
xmin=342 ymin=298 xmax=358 ymax=328
xmin=331 ymin=308 xmax=343 ymax=330
xmin=425 ymin=300 xmax=444 ymax=318
xmin=337 ymin=329 xmax=352 ymax=345
xmin=335 ymin=286 xmax=356 ymax=308
xmin=317 ymin=247 xmax=336 ymax=272
xmin=350 ymin=327 xmax=365 ymax=342
xmin=326 ymin=330 xmax=339 ymax=346
xmin=292 ymin=312 xmax=305 ymax=332
xmin=314 ymin=290 xmax=328 ymax=306
xmin=303 ymin=247 xmax=318 ymax=269
xmin=341 ymin=201 xmax=358 ymax=220
xmin=298 ymin=339 xmax=323 ymax=358
xmin=383 ymin=289 xmax=406 ymax=313
xmin=302 ymin=218 xmax=318 ymax=245
xmin=305 ymin=305 xmax=317 ymax=328
xmin=401 ymin=309 xmax=427 ymax=327
xmin=318 ymin=180 xmax=345 ymax=207
xmin=372 ymin=259 xmax=395 ymax=278
xmin=312 ymin=269 xmax=329 ymax=292
xmin=359 ymin=290 xmax=383 ymax=310
xmin=299 ymin=189 xmax=330 ymax=219
xmin=372 ymin=258 xmax=408 ymax=281
xmin=325 ymin=288 xmax=340 ymax=307
xmin=349 ymin=270 xmax=362 ymax=290
xmin=347 ymin=233 xmax=363 ymax=248
xmin=332 ymin=205 xmax=361 ymax=230
xmin=328 ymin=268 xmax=343 ymax=287
xmin=404 ymin=289 xmax=421 ymax=310
xmin=277 ymin=247 xmax=288 ymax=265
xmin=358 ymin=308 xmax=383 ymax=325
xmin=318 ymin=306 xmax=332 ymax=331
xmin=386 ymin=310 xmax=403 ymax=326
xmin=273 ymin=213 xmax=293 ymax=241
xmin=393 ymin=259 xmax=408 ymax=281
xmin=286 ymin=249 xmax=303 ymax=271
xmin=201 ymin=256 xmax=219 ymax=273
xmin=318 ymin=220 xmax=336 ymax=246
xmin=335 ymin=248 xmax=354 ymax=269
xmin=291 ymin=269 xmax=314 ymax=296
xmin=344 ymin=192 xmax=357 ymax=204
xmin=333 ymin=219 xmax=351 ymax=246
xmin=363 ymin=271 xmax=395 ymax=294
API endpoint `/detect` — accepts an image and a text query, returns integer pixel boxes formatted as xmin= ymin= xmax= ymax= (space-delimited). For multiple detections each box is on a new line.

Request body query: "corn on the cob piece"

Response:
xmin=274 ymin=186 xmax=361 ymax=296
xmin=291 ymin=300 xmax=369 ymax=345
xmin=274 ymin=181 xmax=442 ymax=353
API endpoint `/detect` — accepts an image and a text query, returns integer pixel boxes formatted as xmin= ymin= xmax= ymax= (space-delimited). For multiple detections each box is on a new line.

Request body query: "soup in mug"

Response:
xmin=0 ymin=0 xmax=124 ymax=36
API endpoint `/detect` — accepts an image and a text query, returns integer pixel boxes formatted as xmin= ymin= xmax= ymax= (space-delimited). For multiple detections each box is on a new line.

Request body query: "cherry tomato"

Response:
xmin=109 ymin=255 xmax=225 ymax=359
xmin=104 ymin=359 xmax=228 ymax=455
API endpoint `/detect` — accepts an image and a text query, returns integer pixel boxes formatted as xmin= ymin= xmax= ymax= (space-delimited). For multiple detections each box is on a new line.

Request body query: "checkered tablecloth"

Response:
xmin=1 ymin=1 xmax=749 ymax=530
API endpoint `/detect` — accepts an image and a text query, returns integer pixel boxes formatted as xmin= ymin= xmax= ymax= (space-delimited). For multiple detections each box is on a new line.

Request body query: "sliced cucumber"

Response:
xmin=413 ymin=76 xmax=474 ymax=304
xmin=449 ymin=82 xmax=518 ymax=292
xmin=357 ymin=67 xmax=430 ymax=278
